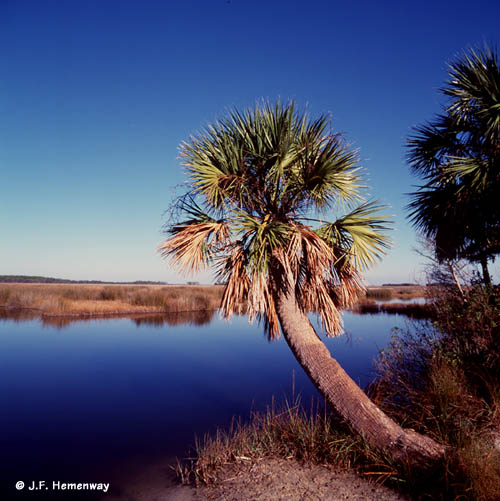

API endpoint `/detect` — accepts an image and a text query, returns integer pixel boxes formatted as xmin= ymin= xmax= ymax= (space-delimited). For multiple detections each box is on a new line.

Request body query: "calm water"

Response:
xmin=0 ymin=310 xmax=411 ymax=499
xmin=376 ymin=297 xmax=428 ymax=304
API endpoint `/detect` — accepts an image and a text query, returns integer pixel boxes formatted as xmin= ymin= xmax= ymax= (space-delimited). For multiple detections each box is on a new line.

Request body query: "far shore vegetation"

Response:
xmin=0 ymin=281 xmax=429 ymax=322
xmin=0 ymin=274 xmax=168 ymax=285
xmin=0 ymin=282 xmax=224 ymax=318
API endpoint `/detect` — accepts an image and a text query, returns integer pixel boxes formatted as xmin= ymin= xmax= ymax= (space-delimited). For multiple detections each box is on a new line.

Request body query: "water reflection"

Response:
xmin=132 ymin=310 xmax=216 ymax=327
xmin=0 ymin=308 xmax=38 ymax=323
xmin=0 ymin=308 xmax=217 ymax=329
xmin=0 ymin=304 xmax=425 ymax=332
xmin=350 ymin=300 xmax=432 ymax=319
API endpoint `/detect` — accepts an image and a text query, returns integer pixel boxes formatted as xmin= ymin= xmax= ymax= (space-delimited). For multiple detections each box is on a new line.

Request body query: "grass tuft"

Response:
xmin=175 ymin=396 xmax=398 ymax=488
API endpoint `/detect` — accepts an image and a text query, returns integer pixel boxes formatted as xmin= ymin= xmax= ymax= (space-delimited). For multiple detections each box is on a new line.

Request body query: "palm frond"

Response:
xmin=316 ymin=201 xmax=392 ymax=270
xmin=443 ymin=156 xmax=491 ymax=189
xmin=219 ymin=244 xmax=250 ymax=316
xmin=445 ymin=46 xmax=500 ymax=142
xmin=407 ymin=45 xmax=500 ymax=272
xmin=407 ymin=115 xmax=462 ymax=178
xmin=180 ymin=128 xmax=248 ymax=209
xmin=407 ymin=181 xmax=469 ymax=261
xmin=278 ymin=225 xmax=364 ymax=336
xmin=294 ymin=138 xmax=365 ymax=210
xmin=232 ymin=211 xmax=291 ymax=274
xmin=218 ymin=245 xmax=281 ymax=339
xmin=158 ymin=218 xmax=229 ymax=274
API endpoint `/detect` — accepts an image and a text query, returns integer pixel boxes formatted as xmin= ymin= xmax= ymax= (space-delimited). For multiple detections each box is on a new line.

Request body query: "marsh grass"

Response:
xmin=365 ymin=285 xmax=427 ymax=301
xmin=365 ymin=287 xmax=394 ymax=300
xmin=0 ymin=283 xmax=224 ymax=318
xmin=351 ymin=299 xmax=432 ymax=318
xmin=353 ymin=286 xmax=431 ymax=318
xmin=371 ymin=353 xmax=500 ymax=499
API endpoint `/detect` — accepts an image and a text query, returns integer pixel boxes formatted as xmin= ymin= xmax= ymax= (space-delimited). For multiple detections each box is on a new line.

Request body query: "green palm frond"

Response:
xmin=407 ymin=115 xmax=463 ymax=179
xmin=293 ymin=138 xmax=364 ymax=210
xmin=232 ymin=211 xmax=291 ymax=274
xmin=445 ymin=46 xmax=500 ymax=142
xmin=443 ymin=156 xmax=491 ymax=189
xmin=316 ymin=201 xmax=392 ymax=270
xmin=181 ymin=132 xmax=248 ymax=209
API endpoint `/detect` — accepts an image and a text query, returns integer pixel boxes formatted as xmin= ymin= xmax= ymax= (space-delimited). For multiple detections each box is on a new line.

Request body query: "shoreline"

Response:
xmin=102 ymin=454 xmax=408 ymax=501
xmin=0 ymin=283 xmax=429 ymax=322
xmin=0 ymin=283 xmax=224 ymax=318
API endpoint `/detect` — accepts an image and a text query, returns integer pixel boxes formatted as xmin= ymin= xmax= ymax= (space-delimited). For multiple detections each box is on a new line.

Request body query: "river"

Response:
xmin=0 ymin=309 xmax=415 ymax=499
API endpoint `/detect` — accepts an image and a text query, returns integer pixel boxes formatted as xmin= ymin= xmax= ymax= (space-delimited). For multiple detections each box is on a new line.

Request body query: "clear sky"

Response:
xmin=1 ymin=0 xmax=499 ymax=284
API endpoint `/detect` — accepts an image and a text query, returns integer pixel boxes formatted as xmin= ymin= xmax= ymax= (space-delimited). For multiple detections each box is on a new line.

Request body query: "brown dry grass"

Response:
xmin=0 ymin=283 xmax=427 ymax=319
xmin=0 ymin=283 xmax=224 ymax=318
xmin=351 ymin=299 xmax=432 ymax=318
xmin=365 ymin=285 xmax=427 ymax=300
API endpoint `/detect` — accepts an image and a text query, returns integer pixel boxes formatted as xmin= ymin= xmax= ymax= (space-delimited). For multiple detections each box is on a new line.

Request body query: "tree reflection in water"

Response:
xmin=0 ymin=308 xmax=217 ymax=329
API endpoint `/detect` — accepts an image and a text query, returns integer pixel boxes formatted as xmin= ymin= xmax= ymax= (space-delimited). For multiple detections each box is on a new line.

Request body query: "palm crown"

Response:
xmin=407 ymin=46 xmax=500 ymax=269
xmin=160 ymin=101 xmax=391 ymax=338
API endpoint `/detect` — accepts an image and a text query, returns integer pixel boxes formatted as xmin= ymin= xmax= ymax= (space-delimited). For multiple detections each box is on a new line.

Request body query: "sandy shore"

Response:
xmin=105 ymin=456 xmax=408 ymax=501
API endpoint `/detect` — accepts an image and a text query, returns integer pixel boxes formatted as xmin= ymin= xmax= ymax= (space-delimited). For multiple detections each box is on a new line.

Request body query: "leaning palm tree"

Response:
xmin=407 ymin=46 xmax=500 ymax=285
xmin=159 ymin=101 xmax=445 ymax=465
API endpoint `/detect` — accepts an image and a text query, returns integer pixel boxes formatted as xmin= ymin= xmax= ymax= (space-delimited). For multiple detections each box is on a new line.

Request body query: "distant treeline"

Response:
xmin=0 ymin=275 xmax=167 ymax=285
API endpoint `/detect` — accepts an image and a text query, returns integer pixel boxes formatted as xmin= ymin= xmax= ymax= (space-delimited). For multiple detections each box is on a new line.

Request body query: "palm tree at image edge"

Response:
xmin=159 ymin=101 xmax=445 ymax=465
xmin=407 ymin=46 xmax=500 ymax=285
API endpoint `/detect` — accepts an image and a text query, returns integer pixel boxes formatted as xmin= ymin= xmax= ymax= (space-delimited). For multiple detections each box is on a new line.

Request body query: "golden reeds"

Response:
xmin=0 ymin=283 xmax=224 ymax=318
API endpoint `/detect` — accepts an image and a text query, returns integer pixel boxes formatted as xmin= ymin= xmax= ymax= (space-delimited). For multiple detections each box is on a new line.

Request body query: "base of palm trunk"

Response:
xmin=275 ymin=286 xmax=446 ymax=468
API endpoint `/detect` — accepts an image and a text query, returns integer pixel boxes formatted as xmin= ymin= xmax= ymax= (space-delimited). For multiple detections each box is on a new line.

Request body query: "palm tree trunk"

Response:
xmin=480 ymin=255 xmax=491 ymax=287
xmin=273 ymin=272 xmax=446 ymax=467
xmin=447 ymin=261 xmax=465 ymax=298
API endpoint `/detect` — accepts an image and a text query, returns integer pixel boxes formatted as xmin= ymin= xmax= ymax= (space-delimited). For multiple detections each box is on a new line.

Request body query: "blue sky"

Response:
xmin=1 ymin=0 xmax=499 ymax=284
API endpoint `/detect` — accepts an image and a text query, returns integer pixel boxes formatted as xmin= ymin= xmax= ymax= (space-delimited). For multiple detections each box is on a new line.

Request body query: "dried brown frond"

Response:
xmin=248 ymin=272 xmax=280 ymax=339
xmin=158 ymin=222 xmax=229 ymax=273
xmin=334 ymin=260 xmax=364 ymax=308
xmin=220 ymin=246 xmax=281 ymax=339
xmin=279 ymin=224 xmax=364 ymax=336
xmin=220 ymin=245 xmax=250 ymax=317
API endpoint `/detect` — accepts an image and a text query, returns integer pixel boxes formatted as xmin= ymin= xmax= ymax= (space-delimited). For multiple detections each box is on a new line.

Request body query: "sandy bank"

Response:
xmin=105 ymin=457 xmax=407 ymax=501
